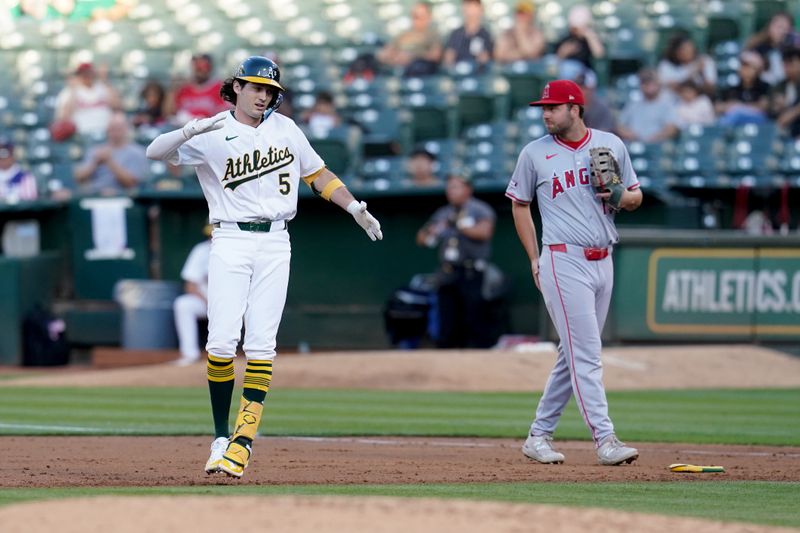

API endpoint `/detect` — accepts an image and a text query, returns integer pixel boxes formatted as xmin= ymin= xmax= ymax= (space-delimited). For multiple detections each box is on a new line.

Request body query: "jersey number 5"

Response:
xmin=278 ymin=173 xmax=290 ymax=195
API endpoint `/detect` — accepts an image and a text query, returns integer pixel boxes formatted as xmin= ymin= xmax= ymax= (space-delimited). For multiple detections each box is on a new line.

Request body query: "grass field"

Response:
xmin=0 ymin=387 xmax=798 ymax=445
xmin=1 ymin=386 xmax=798 ymax=528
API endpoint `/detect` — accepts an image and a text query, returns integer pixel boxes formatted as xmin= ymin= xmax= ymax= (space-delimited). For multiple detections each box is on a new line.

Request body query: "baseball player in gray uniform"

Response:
xmin=505 ymin=79 xmax=643 ymax=465
xmin=147 ymin=56 xmax=382 ymax=478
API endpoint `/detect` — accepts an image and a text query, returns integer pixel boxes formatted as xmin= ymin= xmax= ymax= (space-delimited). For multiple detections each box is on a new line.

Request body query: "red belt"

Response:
xmin=549 ymin=243 xmax=608 ymax=261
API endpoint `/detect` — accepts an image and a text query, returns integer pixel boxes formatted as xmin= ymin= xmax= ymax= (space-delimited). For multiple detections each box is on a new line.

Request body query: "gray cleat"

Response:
xmin=522 ymin=434 xmax=565 ymax=464
xmin=597 ymin=434 xmax=638 ymax=465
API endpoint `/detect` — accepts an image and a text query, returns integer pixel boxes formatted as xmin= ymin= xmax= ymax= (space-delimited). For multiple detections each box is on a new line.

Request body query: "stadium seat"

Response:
xmin=349 ymin=106 xmax=401 ymax=157
xmin=500 ymin=61 xmax=549 ymax=118
xmin=455 ymin=76 xmax=507 ymax=134
xmin=401 ymin=92 xmax=456 ymax=145
xmin=359 ymin=156 xmax=405 ymax=183
xmin=418 ymin=138 xmax=461 ymax=179
xmin=307 ymin=125 xmax=358 ymax=177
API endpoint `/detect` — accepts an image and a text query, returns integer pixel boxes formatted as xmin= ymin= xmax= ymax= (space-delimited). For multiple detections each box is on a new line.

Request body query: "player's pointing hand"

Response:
xmin=182 ymin=111 xmax=229 ymax=140
xmin=347 ymin=200 xmax=383 ymax=241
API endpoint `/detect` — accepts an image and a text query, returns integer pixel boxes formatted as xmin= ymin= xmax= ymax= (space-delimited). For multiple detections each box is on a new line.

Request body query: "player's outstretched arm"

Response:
xmin=146 ymin=111 xmax=228 ymax=161
xmin=305 ymin=168 xmax=383 ymax=241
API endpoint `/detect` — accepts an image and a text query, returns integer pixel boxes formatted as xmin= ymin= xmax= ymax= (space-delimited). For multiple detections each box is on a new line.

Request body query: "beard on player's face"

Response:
xmin=545 ymin=115 xmax=574 ymax=136
xmin=543 ymin=105 xmax=578 ymax=136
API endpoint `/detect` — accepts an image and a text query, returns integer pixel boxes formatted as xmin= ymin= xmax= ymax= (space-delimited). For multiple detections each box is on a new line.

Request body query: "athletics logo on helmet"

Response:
xmin=529 ymin=79 xmax=585 ymax=106
xmin=234 ymin=56 xmax=284 ymax=92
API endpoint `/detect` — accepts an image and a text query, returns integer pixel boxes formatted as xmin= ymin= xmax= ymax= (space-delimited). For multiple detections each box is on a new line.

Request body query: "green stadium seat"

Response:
xmin=402 ymin=92 xmax=456 ymax=145
xmin=418 ymin=138 xmax=461 ymax=179
xmin=455 ymin=76 xmax=506 ymax=134
xmin=359 ymin=156 xmax=405 ymax=183
xmin=308 ymin=125 xmax=356 ymax=177
xmin=349 ymin=107 xmax=401 ymax=157
xmin=500 ymin=61 xmax=549 ymax=118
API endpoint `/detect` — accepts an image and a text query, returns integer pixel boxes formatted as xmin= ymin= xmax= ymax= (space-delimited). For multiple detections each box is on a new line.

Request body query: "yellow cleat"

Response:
xmin=219 ymin=441 xmax=251 ymax=478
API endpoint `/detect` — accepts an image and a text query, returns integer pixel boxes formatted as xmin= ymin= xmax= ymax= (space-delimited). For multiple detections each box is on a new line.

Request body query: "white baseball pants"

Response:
xmin=205 ymin=226 xmax=291 ymax=361
xmin=174 ymin=293 xmax=207 ymax=360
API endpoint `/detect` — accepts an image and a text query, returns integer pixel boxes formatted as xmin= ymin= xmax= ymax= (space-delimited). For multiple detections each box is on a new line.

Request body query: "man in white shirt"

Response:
xmin=617 ymin=68 xmax=679 ymax=143
xmin=54 ymin=63 xmax=120 ymax=139
xmin=146 ymin=56 xmax=382 ymax=479
xmin=173 ymin=228 xmax=211 ymax=366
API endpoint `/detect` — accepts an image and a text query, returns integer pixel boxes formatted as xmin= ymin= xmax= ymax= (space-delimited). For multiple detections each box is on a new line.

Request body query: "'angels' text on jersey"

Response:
xmin=550 ymin=167 xmax=590 ymax=199
xmin=505 ymin=129 xmax=640 ymax=248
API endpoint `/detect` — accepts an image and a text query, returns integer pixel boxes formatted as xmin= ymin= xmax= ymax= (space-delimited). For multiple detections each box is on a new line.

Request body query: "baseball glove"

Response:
xmin=589 ymin=147 xmax=625 ymax=211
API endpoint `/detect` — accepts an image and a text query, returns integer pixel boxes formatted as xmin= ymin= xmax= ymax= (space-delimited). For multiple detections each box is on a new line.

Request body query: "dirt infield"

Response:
xmin=2 ymin=345 xmax=798 ymax=531
xmin=3 ymin=436 xmax=799 ymax=487
xmin=4 ymin=496 xmax=795 ymax=533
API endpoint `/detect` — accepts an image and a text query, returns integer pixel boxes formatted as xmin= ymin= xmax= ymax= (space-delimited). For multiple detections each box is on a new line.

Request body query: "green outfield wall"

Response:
xmin=10 ymin=187 xmax=799 ymax=363
xmin=610 ymin=230 xmax=800 ymax=342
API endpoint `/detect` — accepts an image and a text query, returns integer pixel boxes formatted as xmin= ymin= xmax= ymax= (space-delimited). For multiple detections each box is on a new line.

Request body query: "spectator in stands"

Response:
xmin=300 ymin=91 xmax=342 ymax=137
xmin=73 ymin=113 xmax=149 ymax=194
xmin=53 ymin=62 xmax=121 ymax=140
xmin=343 ymin=53 xmax=379 ymax=85
xmin=617 ymin=68 xmax=678 ymax=142
xmin=494 ymin=0 xmax=545 ymax=64
xmin=131 ymin=80 xmax=167 ymax=129
xmin=554 ymin=4 xmax=604 ymax=69
xmin=716 ymin=51 xmax=771 ymax=127
xmin=657 ymin=32 xmax=717 ymax=97
xmin=377 ymin=1 xmax=442 ymax=77
xmin=771 ymin=47 xmax=800 ymax=138
xmin=173 ymin=225 xmax=211 ymax=366
xmin=0 ymin=138 xmax=37 ymax=203
xmin=166 ymin=53 xmax=228 ymax=125
xmin=746 ymin=11 xmax=800 ymax=85
xmin=406 ymin=148 xmax=441 ymax=187
xmin=574 ymin=68 xmax=616 ymax=132
xmin=674 ymin=80 xmax=716 ymax=129
xmin=416 ymin=174 xmax=497 ymax=348
xmin=443 ymin=0 xmax=494 ymax=72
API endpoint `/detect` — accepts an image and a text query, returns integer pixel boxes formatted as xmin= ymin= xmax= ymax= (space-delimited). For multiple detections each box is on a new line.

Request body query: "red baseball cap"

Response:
xmin=529 ymin=79 xmax=585 ymax=106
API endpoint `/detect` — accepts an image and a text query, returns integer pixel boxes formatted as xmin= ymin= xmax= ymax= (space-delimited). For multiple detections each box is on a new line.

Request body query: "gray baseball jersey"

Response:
xmin=508 ymin=128 xmax=642 ymax=450
xmin=505 ymin=129 xmax=640 ymax=248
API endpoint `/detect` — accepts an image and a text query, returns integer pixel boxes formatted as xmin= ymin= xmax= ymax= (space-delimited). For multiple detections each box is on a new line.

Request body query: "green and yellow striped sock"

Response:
xmin=242 ymin=359 xmax=272 ymax=404
xmin=207 ymin=354 xmax=235 ymax=439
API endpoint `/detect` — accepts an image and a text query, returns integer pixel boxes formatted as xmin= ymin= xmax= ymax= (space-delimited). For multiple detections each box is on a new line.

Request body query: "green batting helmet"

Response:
xmin=234 ymin=56 xmax=284 ymax=92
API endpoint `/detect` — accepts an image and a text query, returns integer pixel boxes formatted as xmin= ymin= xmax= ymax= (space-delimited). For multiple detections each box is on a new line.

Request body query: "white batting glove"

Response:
xmin=346 ymin=200 xmax=383 ymax=241
xmin=181 ymin=111 xmax=228 ymax=140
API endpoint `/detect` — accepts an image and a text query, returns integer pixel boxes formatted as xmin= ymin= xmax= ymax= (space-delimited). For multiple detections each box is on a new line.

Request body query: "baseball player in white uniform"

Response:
xmin=146 ymin=56 xmax=383 ymax=478
xmin=506 ymin=79 xmax=643 ymax=466
xmin=173 ymin=228 xmax=211 ymax=366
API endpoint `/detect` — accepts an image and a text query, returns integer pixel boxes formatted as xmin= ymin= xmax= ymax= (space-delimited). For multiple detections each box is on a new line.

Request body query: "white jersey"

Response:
xmin=505 ymin=129 xmax=640 ymax=248
xmin=169 ymin=111 xmax=325 ymax=223
xmin=180 ymin=240 xmax=211 ymax=299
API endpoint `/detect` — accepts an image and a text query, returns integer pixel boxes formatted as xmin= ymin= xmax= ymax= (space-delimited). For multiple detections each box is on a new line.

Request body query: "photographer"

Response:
xmin=416 ymin=174 xmax=496 ymax=348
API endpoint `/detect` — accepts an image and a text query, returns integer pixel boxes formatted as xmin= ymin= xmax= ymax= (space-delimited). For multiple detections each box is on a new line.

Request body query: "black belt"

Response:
xmin=212 ymin=221 xmax=286 ymax=232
